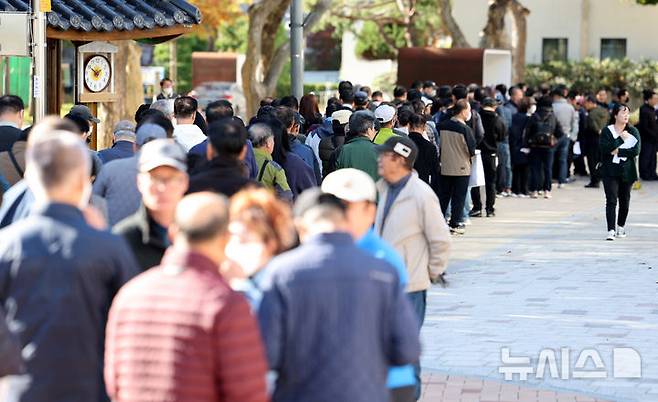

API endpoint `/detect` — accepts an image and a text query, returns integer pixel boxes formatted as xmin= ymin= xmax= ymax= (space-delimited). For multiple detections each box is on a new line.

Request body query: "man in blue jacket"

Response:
xmin=258 ymin=188 xmax=420 ymax=402
xmin=0 ymin=131 xmax=139 ymax=402
xmin=322 ymin=168 xmax=418 ymax=402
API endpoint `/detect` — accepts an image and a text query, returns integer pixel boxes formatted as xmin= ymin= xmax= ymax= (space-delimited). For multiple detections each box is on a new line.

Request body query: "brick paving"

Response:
xmin=419 ymin=180 xmax=658 ymax=402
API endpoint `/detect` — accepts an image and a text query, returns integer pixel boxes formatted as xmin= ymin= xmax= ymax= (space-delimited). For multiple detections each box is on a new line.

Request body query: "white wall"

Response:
xmin=339 ymin=30 xmax=397 ymax=87
xmin=452 ymin=0 xmax=658 ymax=63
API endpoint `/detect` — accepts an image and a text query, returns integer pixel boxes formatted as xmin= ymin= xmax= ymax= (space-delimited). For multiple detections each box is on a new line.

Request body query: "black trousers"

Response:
xmin=438 ymin=175 xmax=470 ymax=227
xmin=471 ymin=151 xmax=497 ymax=213
xmin=584 ymin=137 xmax=600 ymax=184
xmin=602 ymin=176 xmax=632 ymax=231
xmin=529 ymin=148 xmax=555 ymax=192
xmin=512 ymin=164 xmax=529 ymax=195
xmin=639 ymin=141 xmax=658 ymax=180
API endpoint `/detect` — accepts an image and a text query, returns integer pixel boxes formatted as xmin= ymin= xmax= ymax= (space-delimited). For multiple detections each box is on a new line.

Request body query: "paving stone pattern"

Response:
xmin=419 ymin=181 xmax=658 ymax=402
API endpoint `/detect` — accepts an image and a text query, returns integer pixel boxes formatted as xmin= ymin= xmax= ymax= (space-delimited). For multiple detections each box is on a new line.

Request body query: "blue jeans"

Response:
xmin=496 ymin=142 xmax=512 ymax=191
xmin=555 ymin=136 xmax=570 ymax=184
xmin=529 ymin=148 xmax=555 ymax=192
xmin=407 ymin=290 xmax=426 ymax=400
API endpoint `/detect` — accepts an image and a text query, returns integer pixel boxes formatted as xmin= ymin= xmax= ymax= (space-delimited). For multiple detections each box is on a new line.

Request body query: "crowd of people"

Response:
xmin=0 ymin=74 xmax=654 ymax=402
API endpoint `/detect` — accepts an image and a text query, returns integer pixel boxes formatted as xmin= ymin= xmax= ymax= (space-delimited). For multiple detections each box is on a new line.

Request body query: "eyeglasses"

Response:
xmin=145 ymin=173 xmax=186 ymax=187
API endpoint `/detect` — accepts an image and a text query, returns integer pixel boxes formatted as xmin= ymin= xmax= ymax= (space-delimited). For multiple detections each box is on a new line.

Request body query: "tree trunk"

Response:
xmin=242 ymin=0 xmax=333 ymax=118
xmin=480 ymin=0 xmax=529 ymax=83
xmin=509 ymin=0 xmax=529 ymax=83
xmin=98 ymin=41 xmax=143 ymax=150
xmin=437 ymin=0 xmax=471 ymax=48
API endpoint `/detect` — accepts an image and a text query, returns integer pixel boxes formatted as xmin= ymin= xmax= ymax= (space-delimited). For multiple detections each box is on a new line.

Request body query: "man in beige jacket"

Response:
xmin=374 ymin=135 xmax=451 ymax=399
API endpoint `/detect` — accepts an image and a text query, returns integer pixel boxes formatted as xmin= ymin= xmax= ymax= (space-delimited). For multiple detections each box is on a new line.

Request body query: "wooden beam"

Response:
xmin=46 ymin=25 xmax=191 ymax=41
xmin=46 ymin=39 xmax=62 ymax=116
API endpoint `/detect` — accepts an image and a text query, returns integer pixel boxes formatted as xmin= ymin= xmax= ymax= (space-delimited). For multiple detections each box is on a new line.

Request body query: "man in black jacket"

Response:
xmin=0 ymin=95 xmax=24 ymax=152
xmin=187 ymin=118 xmax=257 ymax=196
xmin=114 ymin=139 xmax=189 ymax=271
xmin=407 ymin=113 xmax=440 ymax=197
xmin=471 ymin=98 xmax=506 ymax=217
xmin=638 ymin=89 xmax=658 ymax=181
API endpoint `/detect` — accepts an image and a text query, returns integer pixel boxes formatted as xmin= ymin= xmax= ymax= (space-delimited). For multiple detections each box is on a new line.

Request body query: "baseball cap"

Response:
xmin=293 ymin=187 xmax=346 ymax=219
xmin=321 ymin=168 xmax=376 ymax=203
xmin=136 ymin=123 xmax=167 ymax=146
xmin=375 ymin=104 xmax=396 ymax=123
xmin=331 ymin=109 xmax=352 ymax=125
xmin=375 ymin=135 xmax=419 ymax=165
xmin=139 ymin=139 xmax=187 ymax=173
xmin=113 ymin=120 xmax=136 ymax=136
xmin=70 ymin=104 xmax=101 ymax=123
xmin=354 ymin=91 xmax=368 ymax=105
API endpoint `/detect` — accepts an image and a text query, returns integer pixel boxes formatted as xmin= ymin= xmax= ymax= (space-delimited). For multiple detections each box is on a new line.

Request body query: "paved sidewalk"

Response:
xmin=419 ymin=180 xmax=658 ymax=402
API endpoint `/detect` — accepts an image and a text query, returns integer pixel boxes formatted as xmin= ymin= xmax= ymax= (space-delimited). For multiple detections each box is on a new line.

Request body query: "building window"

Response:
xmin=600 ymin=39 xmax=627 ymax=60
xmin=542 ymin=38 xmax=568 ymax=63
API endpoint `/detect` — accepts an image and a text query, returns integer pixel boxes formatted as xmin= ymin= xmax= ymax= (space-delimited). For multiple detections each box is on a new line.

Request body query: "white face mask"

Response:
xmin=372 ymin=101 xmax=382 ymax=107
xmin=225 ymin=239 xmax=266 ymax=277
xmin=78 ymin=180 xmax=92 ymax=209
xmin=163 ymin=87 xmax=174 ymax=96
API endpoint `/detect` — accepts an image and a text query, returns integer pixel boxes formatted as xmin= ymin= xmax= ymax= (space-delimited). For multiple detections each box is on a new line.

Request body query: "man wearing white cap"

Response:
xmin=322 ymin=168 xmax=417 ymax=402
xmin=373 ymin=104 xmax=399 ymax=145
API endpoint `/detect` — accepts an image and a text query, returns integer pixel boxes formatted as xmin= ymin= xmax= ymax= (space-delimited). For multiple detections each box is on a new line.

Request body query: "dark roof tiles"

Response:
xmin=0 ymin=0 xmax=201 ymax=32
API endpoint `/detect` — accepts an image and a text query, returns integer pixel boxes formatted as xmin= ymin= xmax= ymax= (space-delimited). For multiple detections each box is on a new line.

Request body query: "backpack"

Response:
xmin=319 ymin=135 xmax=345 ymax=176
xmin=527 ymin=115 xmax=557 ymax=148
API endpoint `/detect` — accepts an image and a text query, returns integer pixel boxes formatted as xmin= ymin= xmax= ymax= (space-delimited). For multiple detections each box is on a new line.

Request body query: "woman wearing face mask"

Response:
xmin=222 ymin=188 xmax=296 ymax=309
xmin=599 ymin=104 xmax=640 ymax=241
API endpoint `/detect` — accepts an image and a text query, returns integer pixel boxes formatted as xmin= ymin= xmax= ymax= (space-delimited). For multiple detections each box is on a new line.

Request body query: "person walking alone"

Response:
xmin=599 ymin=104 xmax=641 ymax=241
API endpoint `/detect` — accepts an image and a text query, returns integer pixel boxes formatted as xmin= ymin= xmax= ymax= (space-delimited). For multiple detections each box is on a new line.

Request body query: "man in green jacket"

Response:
xmin=336 ymin=110 xmax=380 ymax=182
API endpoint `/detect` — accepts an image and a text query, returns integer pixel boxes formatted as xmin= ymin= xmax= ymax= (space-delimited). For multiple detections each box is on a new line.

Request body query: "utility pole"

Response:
xmin=31 ymin=0 xmax=47 ymax=122
xmin=169 ymin=39 xmax=177 ymax=83
xmin=290 ymin=0 xmax=304 ymax=100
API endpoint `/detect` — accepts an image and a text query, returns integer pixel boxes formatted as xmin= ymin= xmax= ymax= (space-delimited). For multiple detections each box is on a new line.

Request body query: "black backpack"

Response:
xmin=528 ymin=116 xmax=557 ymax=148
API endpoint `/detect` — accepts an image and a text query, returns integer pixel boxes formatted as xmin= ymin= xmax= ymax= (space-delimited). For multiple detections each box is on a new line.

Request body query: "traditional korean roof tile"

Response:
xmin=0 ymin=0 xmax=201 ymax=33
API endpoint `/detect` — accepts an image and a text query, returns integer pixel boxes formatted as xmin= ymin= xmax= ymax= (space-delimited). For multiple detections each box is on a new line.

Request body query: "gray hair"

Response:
xmin=25 ymin=131 xmax=90 ymax=193
xmin=348 ymin=110 xmax=376 ymax=135
xmin=249 ymin=123 xmax=274 ymax=148
xmin=150 ymin=99 xmax=175 ymax=119
xmin=175 ymin=192 xmax=229 ymax=244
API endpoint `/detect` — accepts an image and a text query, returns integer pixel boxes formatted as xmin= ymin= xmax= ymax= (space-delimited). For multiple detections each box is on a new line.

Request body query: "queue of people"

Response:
xmin=0 ymin=76 xmax=653 ymax=402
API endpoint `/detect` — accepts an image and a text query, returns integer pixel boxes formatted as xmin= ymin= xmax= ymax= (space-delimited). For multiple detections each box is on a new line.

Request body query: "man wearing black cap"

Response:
xmin=373 ymin=135 xmax=451 ymax=400
xmin=354 ymin=91 xmax=369 ymax=111
xmin=258 ymin=187 xmax=420 ymax=402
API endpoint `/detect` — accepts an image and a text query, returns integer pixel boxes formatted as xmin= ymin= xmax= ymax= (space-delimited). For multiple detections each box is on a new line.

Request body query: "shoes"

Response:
xmin=450 ymin=224 xmax=466 ymax=235
xmin=519 ymin=193 xmax=530 ymax=198
xmin=502 ymin=190 xmax=511 ymax=197
xmin=469 ymin=209 xmax=483 ymax=218
xmin=616 ymin=226 xmax=627 ymax=238
xmin=544 ymin=191 xmax=552 ymax=199
xmin=557 ymin=183 xmax=564 ymax=189
xmin=530 ymin=191 xmax=539 ymax=199
xmin=463 ymin=218 xmax=472 ymax=226
xmin=565 ymin=177 xmax=576 ymax=183
xmin=584 ymin=182 xmax=600 ymax=188
xmin=606 ymin=230 xmax=616 ymax=241
xmin=510 ymin=193 xmax=519 ymax=198
xmin=486 ymin=210 xmax=496 ymax=217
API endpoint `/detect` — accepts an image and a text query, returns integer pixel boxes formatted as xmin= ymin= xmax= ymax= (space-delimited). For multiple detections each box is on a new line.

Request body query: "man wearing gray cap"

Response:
xmin=114 ymin=139 xmax=189 ymax=271
xmin=93 ymin=124 xmax=167 ymax=226
xmin=98 ymin=120 xmax=136 ymax=164
xmin=374 ymin=135 xmax=451 ymax=400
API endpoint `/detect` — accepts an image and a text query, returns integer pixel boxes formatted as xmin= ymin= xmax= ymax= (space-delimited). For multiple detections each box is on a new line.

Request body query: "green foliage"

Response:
xmin=153 ymin=35 xmax=209 ymax=94
xmin=355 ymin=21 xmax=407 ymax=60
xmin=525 ymin=58 xmax=658 ymax=96
xmin=215 ymin=16 xmax=249 ymax=53
xmin=636 ymin=0 xmax=658 ymax=4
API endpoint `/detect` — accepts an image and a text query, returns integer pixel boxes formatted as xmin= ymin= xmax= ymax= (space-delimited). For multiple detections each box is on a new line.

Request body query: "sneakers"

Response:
xmin=469 ymin=209 xmax=483 ymax=218
xmin=450 ymin=224 xmax=466 ymax=235
xmin=544 ymin=191 xmax=552 ymax=199
xmin=486 ymin=210 xmax=496 ymax=217
xmin=616 ymin=226 xmax=627 ymax=238
xmin=530 ymin=191 xmax=539 ymax=199
xmin=584 ymin=182 xmax=600 ymax=188
xmin=606 ymin=230 xmax=616 ymax=241
xmin=557 ymin=183 xmax=564 ymax=189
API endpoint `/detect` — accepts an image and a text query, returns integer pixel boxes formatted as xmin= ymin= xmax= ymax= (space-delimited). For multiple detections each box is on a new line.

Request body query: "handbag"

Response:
xmin=469 ymin=150 xmax=486 ymax=188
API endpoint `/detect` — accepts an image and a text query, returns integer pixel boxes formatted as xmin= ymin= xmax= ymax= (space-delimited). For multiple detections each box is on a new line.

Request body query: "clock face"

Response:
xmin=84 ymin=55 xmax=111 ymax=93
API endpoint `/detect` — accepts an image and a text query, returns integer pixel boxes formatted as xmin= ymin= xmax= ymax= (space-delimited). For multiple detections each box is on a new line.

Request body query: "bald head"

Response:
xmin=174 ymin=192 xmax=229 ymax=245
